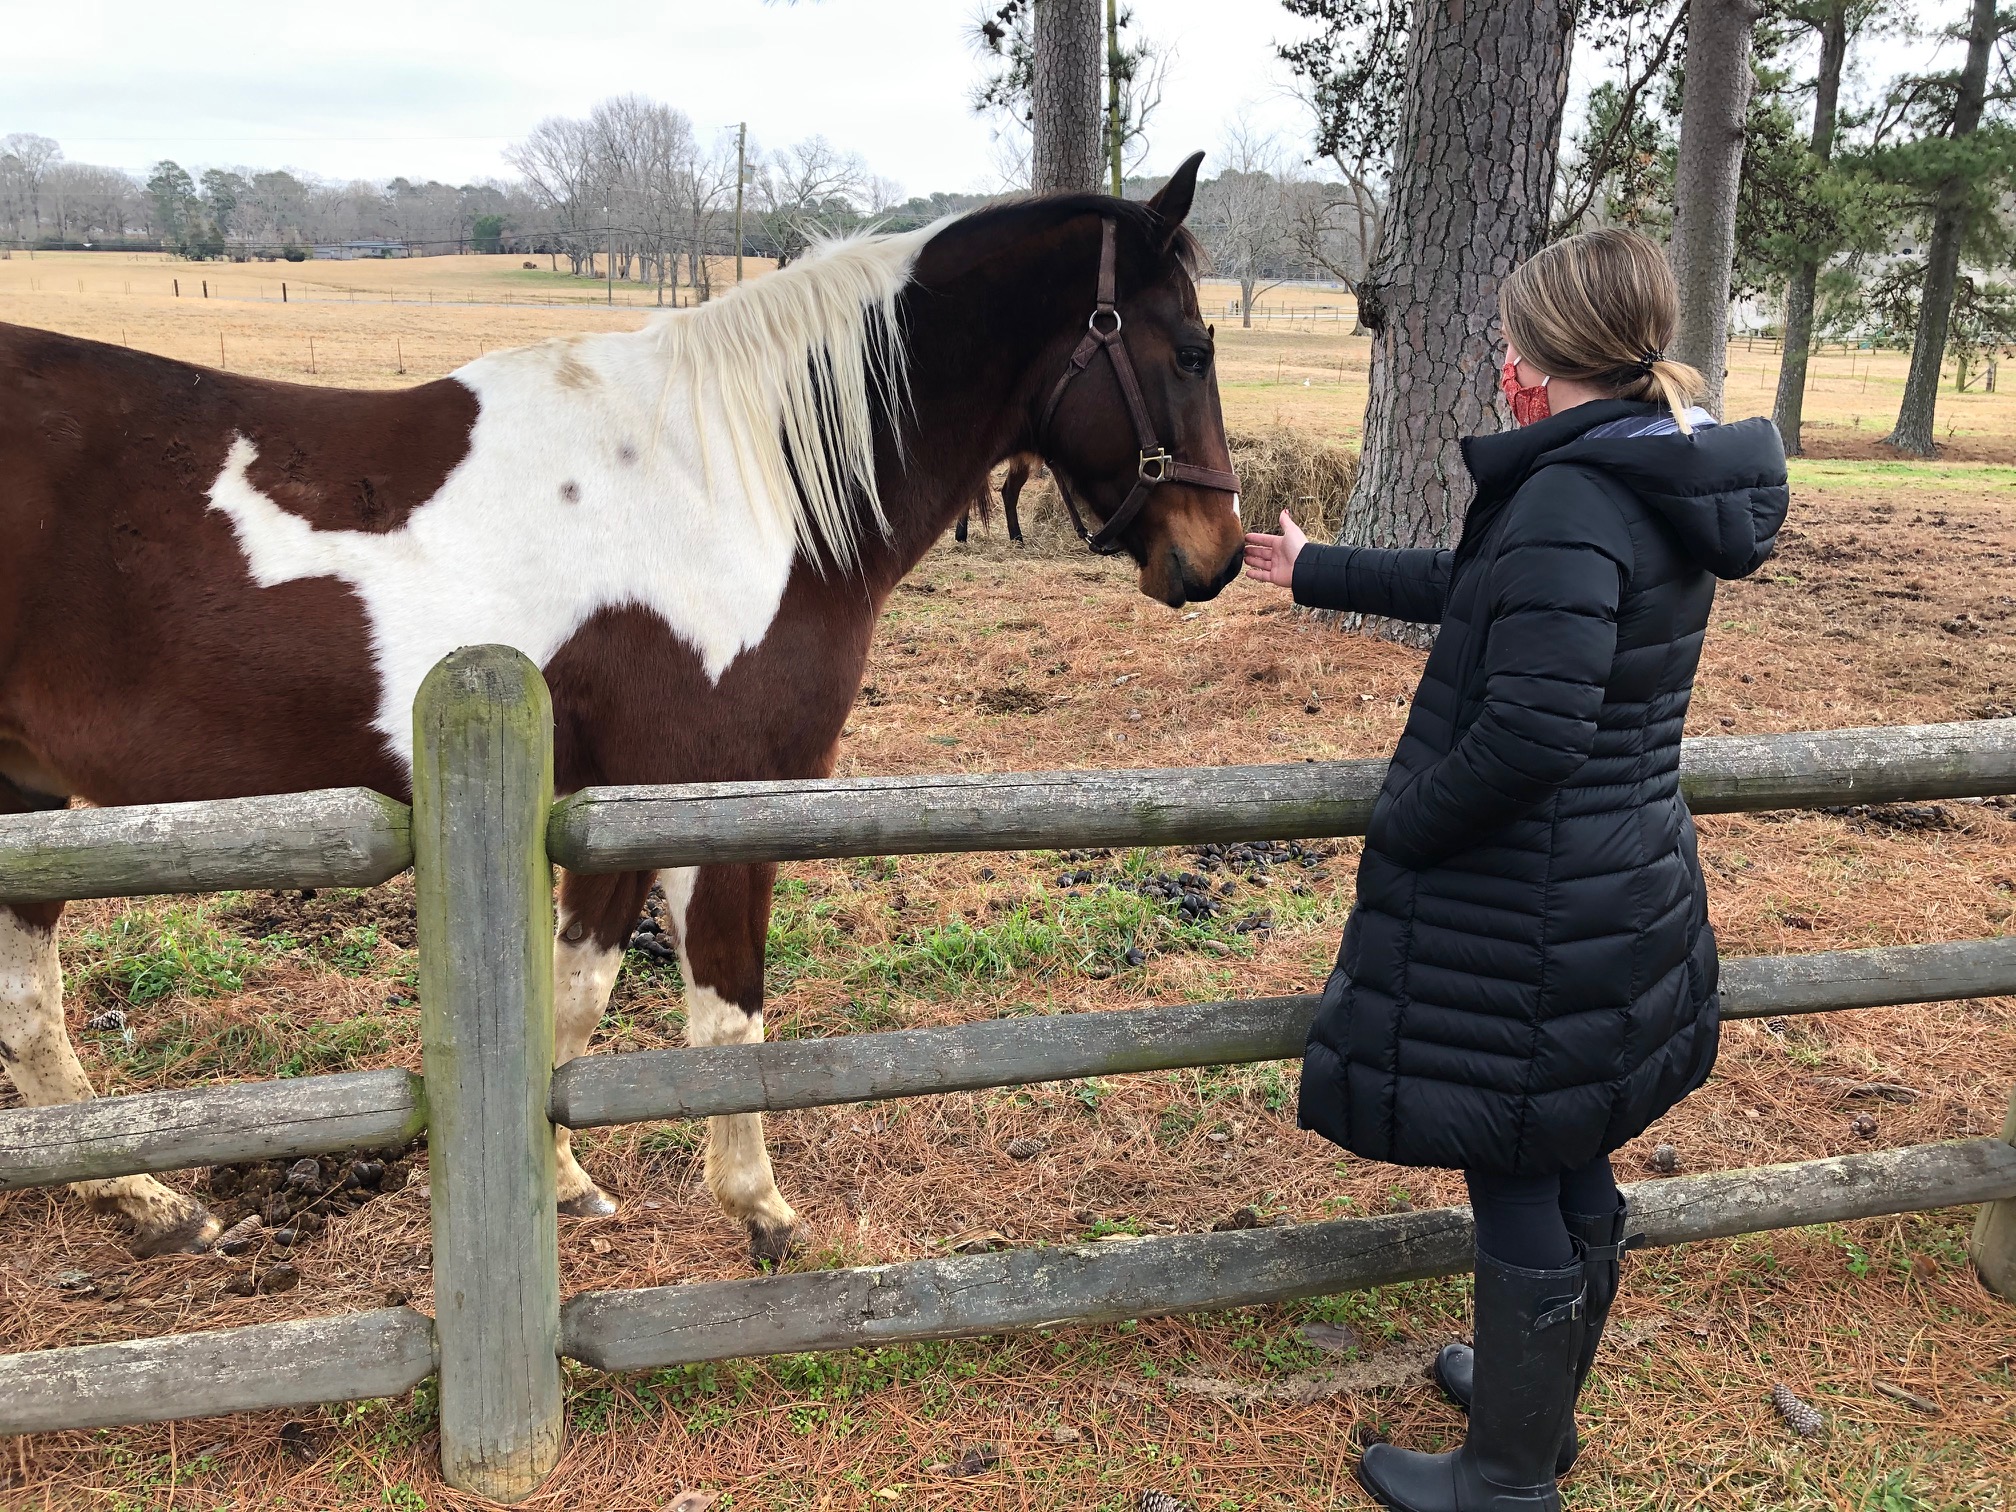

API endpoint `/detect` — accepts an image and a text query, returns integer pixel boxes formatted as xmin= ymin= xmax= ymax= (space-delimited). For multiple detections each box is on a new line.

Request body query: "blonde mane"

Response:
xmin=644 ymin=223 xmax=933 ymax=572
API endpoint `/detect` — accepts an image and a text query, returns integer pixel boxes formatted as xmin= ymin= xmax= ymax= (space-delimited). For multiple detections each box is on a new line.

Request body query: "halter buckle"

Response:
xmin=1089 ymin=307 xmax=1122 ymax=337
xmin=1137 ymin=448 xmax=1172 ymax=484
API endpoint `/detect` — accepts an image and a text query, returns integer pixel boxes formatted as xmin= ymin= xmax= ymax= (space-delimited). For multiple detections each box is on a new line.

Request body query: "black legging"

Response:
xmin=1465 ymin=1155 xmax=1621 ymax=1271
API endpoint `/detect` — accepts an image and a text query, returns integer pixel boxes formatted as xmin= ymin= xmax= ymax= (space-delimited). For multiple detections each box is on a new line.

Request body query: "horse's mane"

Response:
xmin=644 ymin=225 xmax=926 ymax=574
xmin=640 ymin=191 xmax=1192 ymax=574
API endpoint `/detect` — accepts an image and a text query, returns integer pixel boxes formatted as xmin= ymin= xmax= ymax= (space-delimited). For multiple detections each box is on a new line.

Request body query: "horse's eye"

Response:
xmin=1176 ymin=345 xmax=1211 ymax=376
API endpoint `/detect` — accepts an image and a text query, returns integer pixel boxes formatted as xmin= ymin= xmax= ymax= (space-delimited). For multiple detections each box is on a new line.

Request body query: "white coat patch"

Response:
xmin=204 ymin=228 xmax=930 ymax=771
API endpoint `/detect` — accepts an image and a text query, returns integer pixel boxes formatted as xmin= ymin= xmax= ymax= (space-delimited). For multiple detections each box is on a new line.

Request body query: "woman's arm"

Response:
xmin=1369 ymin=504 xmax=1630 ymax=870
xmin=1243 ymin=512 xmax=1452 ymax=623
xmin=1292 ymin=544 xmax=1452 ymax=623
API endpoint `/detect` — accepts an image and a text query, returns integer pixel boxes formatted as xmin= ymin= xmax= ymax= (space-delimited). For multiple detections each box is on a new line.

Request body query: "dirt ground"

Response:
xmin=1 ymin=254 xmax=2015 ymax=1510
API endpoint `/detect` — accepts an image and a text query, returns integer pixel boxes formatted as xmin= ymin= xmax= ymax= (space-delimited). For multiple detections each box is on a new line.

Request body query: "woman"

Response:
xmin=1244 ymin=229 xmax=1788 ymax=1512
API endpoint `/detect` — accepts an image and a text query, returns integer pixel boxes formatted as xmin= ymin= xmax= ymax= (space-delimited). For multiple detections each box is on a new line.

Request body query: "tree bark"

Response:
xmin=1771 ymin=2 xmax=1849 ymax=455
xmin=1886 ymin=0 xmax=1998 ymax=455
xmin=1671 ymin=0 xmax=1762 ymax=417
xmin=1032 ymin=0 xmax=1105 ymax=194
xmin=1337 ymin=0 xmax=1575 ymax=643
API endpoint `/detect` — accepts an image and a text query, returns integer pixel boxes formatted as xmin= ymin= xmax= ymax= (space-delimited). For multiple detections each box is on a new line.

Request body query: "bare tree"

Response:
xmin=754 ymin=137 xmax=869 ymax=265
xmin=507 ymin=116 xmax=604 ymax=273
xmin=1 ymin=133 xmax=62 ymax=240
xmin=1194 ymin=124 xmax=1297 ymax=327
xmin=1670 ymin=0 xmax=1763 ymax=414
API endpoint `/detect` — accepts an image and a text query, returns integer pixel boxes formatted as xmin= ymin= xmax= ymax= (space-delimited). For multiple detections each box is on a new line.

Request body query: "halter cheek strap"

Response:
xmin=1036 ymin=218 xmax=1241 ymax=556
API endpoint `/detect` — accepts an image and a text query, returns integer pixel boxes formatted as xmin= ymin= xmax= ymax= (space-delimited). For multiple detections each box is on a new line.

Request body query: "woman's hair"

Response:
xmin=1500 ymin=228 xmax=1708 ymax=433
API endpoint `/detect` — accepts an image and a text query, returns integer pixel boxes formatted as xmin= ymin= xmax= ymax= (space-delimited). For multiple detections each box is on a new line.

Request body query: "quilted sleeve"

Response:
xmin=1291 ymin=543 xmax=1453 ymax=624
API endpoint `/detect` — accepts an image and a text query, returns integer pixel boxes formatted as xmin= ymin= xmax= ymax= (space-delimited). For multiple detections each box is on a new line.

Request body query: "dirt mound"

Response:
xmin=219 ymin=882 xmax=417 ymax=952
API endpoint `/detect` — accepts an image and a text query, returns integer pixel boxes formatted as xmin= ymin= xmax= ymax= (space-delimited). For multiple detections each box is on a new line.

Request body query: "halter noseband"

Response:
xmin=1036 ymin=218 xmax=1241 ymax=556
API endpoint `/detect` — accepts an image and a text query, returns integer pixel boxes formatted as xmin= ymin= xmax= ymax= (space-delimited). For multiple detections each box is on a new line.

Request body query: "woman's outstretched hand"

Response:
xmin=1243 ymin=511 xmax=1307 ymax=588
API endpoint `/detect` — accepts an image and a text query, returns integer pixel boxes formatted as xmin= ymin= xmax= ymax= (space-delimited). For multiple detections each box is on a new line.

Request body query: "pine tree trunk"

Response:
xmin=1886 ymin=0 xmax=1997 ymax=455
xmin=1771 ymin=1 xmax=1848 ymax=456
xmin=1337 ymin=0 xmax=1575 ymax=645
xmin=1032 ymin=0 xmax=1104 ymax=194
xmin=1671 ymin=0 xmax=1761 ymax=417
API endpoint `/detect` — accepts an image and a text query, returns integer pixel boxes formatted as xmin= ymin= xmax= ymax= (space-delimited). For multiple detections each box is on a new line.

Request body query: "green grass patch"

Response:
xmin=1786 ymin=458 xmax=2016 ymax=492
xmin=67 ymin=904 xmax=274 ymax=1005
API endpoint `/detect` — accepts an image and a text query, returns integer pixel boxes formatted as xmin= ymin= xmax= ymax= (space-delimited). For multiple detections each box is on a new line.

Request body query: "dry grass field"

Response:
xmin=2 ymin=252 xmax=2016 ymax=1511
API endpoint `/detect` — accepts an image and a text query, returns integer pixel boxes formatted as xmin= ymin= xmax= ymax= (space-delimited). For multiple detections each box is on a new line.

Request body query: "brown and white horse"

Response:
xmin=0 ymin=156 xmax=1241 ymax=1261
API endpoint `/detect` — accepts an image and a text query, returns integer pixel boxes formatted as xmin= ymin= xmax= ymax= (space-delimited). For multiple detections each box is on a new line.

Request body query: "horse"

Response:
xmin=0 ymin=153 xmax=1242 ymax=1262
xmin=953 ymin=454 xmax=1035 ymax=544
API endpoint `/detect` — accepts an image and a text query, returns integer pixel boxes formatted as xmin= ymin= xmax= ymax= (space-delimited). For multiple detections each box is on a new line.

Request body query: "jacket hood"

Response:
xmin=1462 ymin=400 xmax=1790 ymax=580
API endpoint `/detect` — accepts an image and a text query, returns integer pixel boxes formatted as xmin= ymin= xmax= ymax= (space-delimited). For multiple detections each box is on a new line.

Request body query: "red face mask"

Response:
xmin=1500 ymin=348 xmax=1551 ymax=426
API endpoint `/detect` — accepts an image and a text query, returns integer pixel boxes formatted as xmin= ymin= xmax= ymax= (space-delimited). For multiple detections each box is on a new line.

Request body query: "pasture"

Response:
xmin=2 ymin=253 xmax=2015 ymax=1510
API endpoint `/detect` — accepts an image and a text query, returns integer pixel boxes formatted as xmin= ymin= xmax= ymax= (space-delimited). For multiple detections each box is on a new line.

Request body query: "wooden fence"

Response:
xmin=3 ymin=645 xmax=2016 ymax=1501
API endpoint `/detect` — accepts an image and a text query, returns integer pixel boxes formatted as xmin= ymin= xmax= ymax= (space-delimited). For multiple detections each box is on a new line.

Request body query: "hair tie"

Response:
xmin=1634 ymin=350 xmax=1664 ymax=377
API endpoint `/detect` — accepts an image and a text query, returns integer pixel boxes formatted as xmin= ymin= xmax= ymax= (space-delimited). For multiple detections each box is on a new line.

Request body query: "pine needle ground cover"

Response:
xmin=0 ymin=258 xmax=2013 ymax=1510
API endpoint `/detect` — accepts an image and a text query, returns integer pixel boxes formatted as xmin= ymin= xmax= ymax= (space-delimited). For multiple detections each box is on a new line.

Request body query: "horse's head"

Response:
xmin=1034 ymin=153 xmax=1244 ymax=608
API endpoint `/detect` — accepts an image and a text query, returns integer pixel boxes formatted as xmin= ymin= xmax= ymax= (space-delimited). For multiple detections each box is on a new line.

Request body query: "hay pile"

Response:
xmin=971 ymin=427 xmax=1359 ymax=552
xmin=1224 ymin=428 xmax=1359 ymax=540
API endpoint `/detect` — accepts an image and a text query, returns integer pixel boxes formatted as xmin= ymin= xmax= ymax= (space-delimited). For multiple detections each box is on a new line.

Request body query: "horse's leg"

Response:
xmin=0 ymin=892 xmax=221 ymax=1255
xmin=551 ymin=867 xmax=657 ymax=1217
xmin=665 ymin=862 xmax=797 ymax=1263
xmin=1002 ymin=458 xmax=1029 ymax=544
xmin=954 ymin=508 xmax=970 ymax=543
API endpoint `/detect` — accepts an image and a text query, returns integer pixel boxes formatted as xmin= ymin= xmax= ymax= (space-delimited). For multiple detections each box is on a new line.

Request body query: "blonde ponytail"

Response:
xmin=1501 ymin=230 xmax=1708 ymax=432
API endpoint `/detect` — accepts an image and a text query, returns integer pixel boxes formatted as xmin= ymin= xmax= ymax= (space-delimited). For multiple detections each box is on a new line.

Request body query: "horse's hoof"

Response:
xmin=558 ymin=1186 xmax=618 ymax=1219
xmin=748 ymin=1219 xmax=799 ymax=1266
xmin=128 ymin=1206 xmax=223 ymax=1258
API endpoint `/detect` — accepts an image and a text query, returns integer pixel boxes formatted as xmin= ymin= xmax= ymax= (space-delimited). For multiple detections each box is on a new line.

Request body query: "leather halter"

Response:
xmin=1037 ymin=218 xmax=1241 ymax=555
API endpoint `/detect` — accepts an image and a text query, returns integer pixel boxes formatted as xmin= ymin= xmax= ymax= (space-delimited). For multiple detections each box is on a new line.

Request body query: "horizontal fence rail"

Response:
xmin=551 ymin=936 xmax=2016 ymax=1129
xmin=0 ymin=1307 xmax=435 ymax=1434
xmin=561 ymin=1139 xmax=2016 ymax=1371
xmin=548 ymin=719 xmax=2016 ymax=873
xmin=8 ymin=937 xmax=2011 ymax=1193
xmin=11 ymin=1140 xmax=2007 ymax=1436
xmin=0 ymin=1069 xmax=425 ymax=1192
xmin=0 ymin=788 xmax=412 ymax=904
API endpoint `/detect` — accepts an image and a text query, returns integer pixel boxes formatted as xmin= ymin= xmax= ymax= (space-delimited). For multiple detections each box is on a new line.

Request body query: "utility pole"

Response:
xmin=604 ymin=205 xmax=614 ymax=306
xmin=735 ymin=122 xmax=747 ymax=286
xmin=1106 ymin=0 xmax=1124 ymax=196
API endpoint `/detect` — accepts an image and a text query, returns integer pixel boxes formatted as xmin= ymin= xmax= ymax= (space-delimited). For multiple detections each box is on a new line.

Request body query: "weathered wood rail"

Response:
xmin=9 ymin=936 xmax=2014 ymax=1190
xmin=548 ymin=718 xmax=2016 ymax=872
xmin=1 ymin=659 xmax=2012 ymax=1505
xmin=562 ymin=1139 xmax=2016 ymax=1370
xmin=0 ymin=788 xmax=411 ymax=904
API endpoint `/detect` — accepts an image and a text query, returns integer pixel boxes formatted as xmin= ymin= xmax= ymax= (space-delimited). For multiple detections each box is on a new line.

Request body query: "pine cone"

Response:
xmin=1771 ymin=1383 xmax=1825 ymax=1439
xmin=1139 ymin=1493 xmax=1193 ymax=1512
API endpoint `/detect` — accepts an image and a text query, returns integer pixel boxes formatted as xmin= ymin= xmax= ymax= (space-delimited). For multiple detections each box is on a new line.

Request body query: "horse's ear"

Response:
xmin=1146 ymin=152 xmax=1205 ymax=235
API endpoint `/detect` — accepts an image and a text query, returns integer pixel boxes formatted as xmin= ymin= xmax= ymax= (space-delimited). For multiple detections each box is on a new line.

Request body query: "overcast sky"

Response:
xmin=7 ymin=0 xmax=1325 ymax=195
xmin=9 ymin=0 xmax=1968 ymax=195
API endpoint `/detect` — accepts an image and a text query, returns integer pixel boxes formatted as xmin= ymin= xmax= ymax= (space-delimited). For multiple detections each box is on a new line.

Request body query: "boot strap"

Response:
xmin=1534 ymin=1284 xmax=1587 ymax=1331
xmin=1584 ymin=1231 xmax=1649 ymax=1265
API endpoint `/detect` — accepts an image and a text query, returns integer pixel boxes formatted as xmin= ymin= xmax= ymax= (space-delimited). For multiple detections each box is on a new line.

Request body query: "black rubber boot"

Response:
xmin=1357 ymin=1248 xmax=1585 ymax=1511
xmin=1431 ymin=1200 xmax=1642 ymax=1476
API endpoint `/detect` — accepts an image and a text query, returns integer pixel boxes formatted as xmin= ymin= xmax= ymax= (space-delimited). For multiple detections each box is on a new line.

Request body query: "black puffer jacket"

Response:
xmin=1296 ymin=399 xmax=1789 ymax=1177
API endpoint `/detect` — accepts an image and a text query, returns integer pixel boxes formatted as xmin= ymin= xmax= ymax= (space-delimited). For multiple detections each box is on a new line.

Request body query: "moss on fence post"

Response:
xmin=412 ymin=646 xmax=562 ymax=1501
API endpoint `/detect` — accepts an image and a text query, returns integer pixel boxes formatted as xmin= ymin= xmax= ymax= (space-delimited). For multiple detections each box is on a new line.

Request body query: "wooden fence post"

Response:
xmin=1971 ymin=1081 xmax=2016 ymax=1297
xmin=412 ymin=646 xmax=562 ymax=1500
